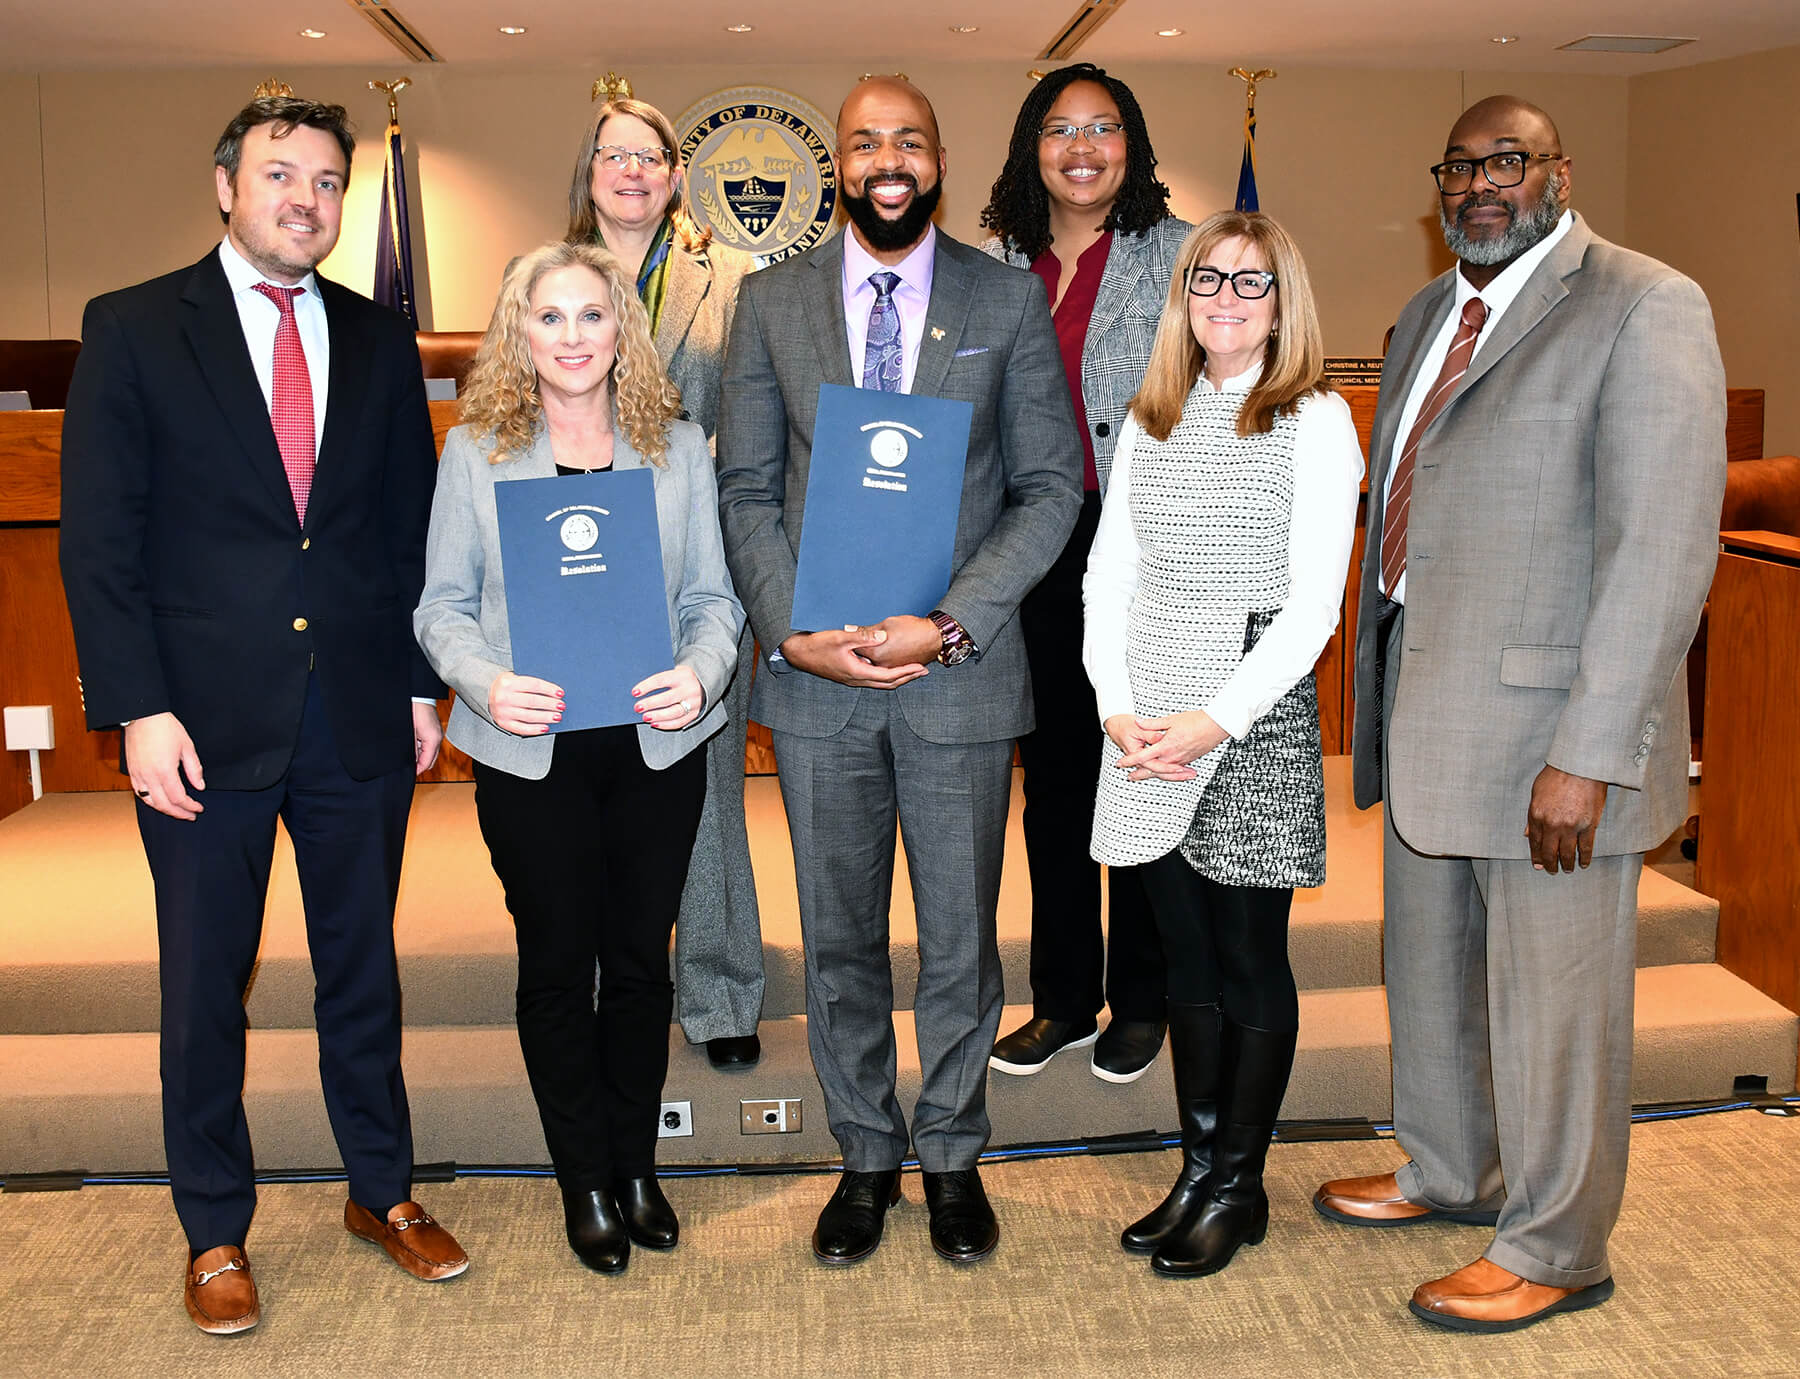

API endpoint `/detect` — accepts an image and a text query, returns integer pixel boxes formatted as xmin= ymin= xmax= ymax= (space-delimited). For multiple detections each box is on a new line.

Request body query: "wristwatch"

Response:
xmin=928 ymin=610 xmax=977 ymax=667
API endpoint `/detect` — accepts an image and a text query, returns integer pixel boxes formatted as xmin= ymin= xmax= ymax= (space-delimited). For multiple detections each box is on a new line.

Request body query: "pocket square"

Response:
xmin=953 ymin=346 xmax=989 ymax=358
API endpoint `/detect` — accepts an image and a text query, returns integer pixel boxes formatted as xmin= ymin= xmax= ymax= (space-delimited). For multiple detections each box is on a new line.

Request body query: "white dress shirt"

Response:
xmin=1084 ymin=368 xmax=1366 ymax=739
xmin=842 ymin=226 xmax=936 ymax=394
xmin=218 ymin=236 xmax=329 ymax=452
xmin=1380 ymin=210 xmax=1573 ymax=602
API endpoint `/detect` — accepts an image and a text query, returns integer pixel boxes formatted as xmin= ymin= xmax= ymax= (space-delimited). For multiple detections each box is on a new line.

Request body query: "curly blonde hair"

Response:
xmin=1130 ymin=211 xmax=1327 ymax=441
xmin=460 ymin=241 xmax=682 ymax=465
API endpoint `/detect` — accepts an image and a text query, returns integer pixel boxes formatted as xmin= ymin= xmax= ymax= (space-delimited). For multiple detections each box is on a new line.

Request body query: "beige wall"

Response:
xmin=0 ymin=75 xmax=50 ymax=337
xmin=1627 ymin=45 xmax=1800 ymax=457
xmin=9 ymin=60 xmax=1633 ymax=361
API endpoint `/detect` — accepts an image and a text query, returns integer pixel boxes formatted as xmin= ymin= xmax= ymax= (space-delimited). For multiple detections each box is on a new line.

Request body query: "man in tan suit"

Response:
xmin=1314 ymin=96 xmax=1725 ymax=1332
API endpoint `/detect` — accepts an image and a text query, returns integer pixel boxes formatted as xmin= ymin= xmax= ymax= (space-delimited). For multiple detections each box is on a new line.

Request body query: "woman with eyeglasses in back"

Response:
xmin=979 ymin=63 xmax=1194 ymax=1089
xmin=566 ymin=97 xmax=767 ymax=1075
xmin=1084 ymin=211 xmax=1363 ymax=1277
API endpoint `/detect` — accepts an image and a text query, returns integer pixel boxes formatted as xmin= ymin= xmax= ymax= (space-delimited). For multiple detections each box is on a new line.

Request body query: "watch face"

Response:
xmin=560 ymin=513 xmax=600 ymax=552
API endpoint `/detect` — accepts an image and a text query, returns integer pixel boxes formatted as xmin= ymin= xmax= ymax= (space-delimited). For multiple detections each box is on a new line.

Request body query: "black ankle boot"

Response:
xmin=1152 ymin=1020 xmax=1296 ymax=1278
xmin=1121 ymin=1002 xmax=1224 ymax=1253
xmin=613 ymin=1175 xmax=679 ymax=1249
xmin=563 ymin=1186 xmax=630 ymax=1274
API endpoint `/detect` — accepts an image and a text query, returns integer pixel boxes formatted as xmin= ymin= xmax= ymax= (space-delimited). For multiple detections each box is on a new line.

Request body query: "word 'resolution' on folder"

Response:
xmin=494 ymin=468 xmax=674 ymax=732
xmin=790 ymin=383 xmax=973 ymax=631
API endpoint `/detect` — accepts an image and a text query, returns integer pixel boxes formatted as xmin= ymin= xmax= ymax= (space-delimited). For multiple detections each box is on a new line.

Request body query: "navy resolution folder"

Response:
xmin=494 ymin=468 xmax=673 ymax=732
xmin=789 ymin=383 xmax=974 ymax=631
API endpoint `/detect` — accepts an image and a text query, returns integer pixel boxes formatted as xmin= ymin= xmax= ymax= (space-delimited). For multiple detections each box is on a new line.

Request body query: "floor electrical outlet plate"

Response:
xmin=740 ymin=1098 xmax=803 ymax=1134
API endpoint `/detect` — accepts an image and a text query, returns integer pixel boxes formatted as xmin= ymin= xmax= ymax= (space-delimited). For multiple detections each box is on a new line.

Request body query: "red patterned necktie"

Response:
xmin=1380 ymin=295 xmax=1488 ymax=594
xmin=252 ymin=282 xmax=317 ymax=524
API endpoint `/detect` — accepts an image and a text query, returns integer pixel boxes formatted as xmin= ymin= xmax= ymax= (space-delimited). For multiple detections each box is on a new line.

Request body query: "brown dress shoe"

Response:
xmin=1313 ymin=1170 xmax=1500 ymax=1227
xmin=345 ymin=1199 xmax=469 ymax=1280
xmin=184 ymin=1244 xmax=259 ymax=1335
xmin=1410 ymin=1256 xmax=1614 ymax=1333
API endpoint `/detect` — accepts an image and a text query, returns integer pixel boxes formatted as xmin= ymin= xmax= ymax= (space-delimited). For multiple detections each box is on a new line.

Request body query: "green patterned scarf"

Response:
xmin=633 ymin=218 xmax=675 ymax=340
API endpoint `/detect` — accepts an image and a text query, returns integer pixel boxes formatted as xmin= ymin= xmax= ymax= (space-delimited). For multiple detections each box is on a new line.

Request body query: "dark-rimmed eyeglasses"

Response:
xmin=1429 ymin=151 xmax=1561 ymax=194
xmin=1187 ymin=267 xmax=1277 ymax=299
xmin=1037 ymin=121 xmax=1126 ymax=144
xmin=594 ymin=145 xmax=672 ymax=172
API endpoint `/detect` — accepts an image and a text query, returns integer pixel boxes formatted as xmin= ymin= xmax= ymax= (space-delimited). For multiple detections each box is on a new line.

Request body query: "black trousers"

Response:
xmin=1016 ymin=490 xmax=1164 ymax=1022
xmin=473 ymin=726 xmax=705 ymax=1188
xmin=137 ymin=673 xmax=416 ymax=1251
xmin=1135 ymin=849 xmax=1298 ymax=1032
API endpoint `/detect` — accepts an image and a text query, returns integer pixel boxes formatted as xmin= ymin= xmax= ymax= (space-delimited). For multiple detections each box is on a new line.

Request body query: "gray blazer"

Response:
xmin=414 ymin=418 xmax=745 ymax=778
xmin=1351 ymin=214 xmax=1725 ymax=857
xmin=983 ymin=215 xmax=1193 ymax=492
xmin=658 ymin=238 xmax=755 ymax=445
xmin=716 ymin=230 xmax=1083 ymax=744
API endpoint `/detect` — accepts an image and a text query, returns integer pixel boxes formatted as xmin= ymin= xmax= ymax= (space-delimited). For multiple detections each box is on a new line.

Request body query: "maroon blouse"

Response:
xmin=1029 ymin=230 xmax=1112 ymax=493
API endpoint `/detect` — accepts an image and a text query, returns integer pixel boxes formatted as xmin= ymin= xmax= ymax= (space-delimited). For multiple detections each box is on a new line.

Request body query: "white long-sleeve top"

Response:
xmin=1082 ymin=368 xmax=1365 ymax=739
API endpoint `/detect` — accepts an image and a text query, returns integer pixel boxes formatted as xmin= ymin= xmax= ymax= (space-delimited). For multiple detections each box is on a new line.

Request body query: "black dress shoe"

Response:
xmin=1092 ymin=1019 xmax=1167 ymax=1083
xmin=612 ymin=1175 xmax=679 ymax=1249
xmin=812 ymin=1169 xmax=902 ymax=1264
xmin=562 ymin=1187 xmax=630 ymax=1274
xmin=921 ymin=1169 xmax=999 ymax=1262
xmin=989 ymin=1017 xmax=1098 ymax=1075
xmin=706 ymin=1034 xmax=762 ymax=1069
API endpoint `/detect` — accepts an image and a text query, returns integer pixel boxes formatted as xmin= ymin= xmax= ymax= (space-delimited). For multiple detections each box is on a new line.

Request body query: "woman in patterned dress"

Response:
xmin=1083 ymin=211 xmax=1363 ymax=1277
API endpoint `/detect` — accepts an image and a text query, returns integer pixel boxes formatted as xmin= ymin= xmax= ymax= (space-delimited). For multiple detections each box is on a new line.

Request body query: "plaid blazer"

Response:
xmin=983 ymin=215 xmax=1193 ymax=493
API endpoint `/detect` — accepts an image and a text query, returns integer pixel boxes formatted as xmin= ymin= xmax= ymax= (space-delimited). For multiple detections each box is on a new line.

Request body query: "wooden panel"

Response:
xmin=1726 ymin=388 xmax=1765 ymax=464
xmin=1697 ymin=550 xmax=1800 ymax=1049
xmin=0 ymin=412 xmax=64 ymax=522
xmin=1721 ymin=530 xmax=1800 ymax=563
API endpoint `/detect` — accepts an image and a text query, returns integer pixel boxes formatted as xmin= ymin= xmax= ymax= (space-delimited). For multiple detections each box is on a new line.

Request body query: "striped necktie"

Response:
xmin=252 ymin=282 xmax=317 ymax=525
xmin=1380 ymin=295 xmax=1488 ymax=594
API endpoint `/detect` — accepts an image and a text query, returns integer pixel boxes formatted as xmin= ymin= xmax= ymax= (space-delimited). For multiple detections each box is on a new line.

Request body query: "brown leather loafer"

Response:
xmin=184 ymin=1244 xmax=259 ymax=1335
xmin=345 ymin=1199 xmax=469 ymax=1280
xmin=1313 ymin=1170 xmax=1500 ymax=1227
xmin=1409 ymin=1257 xmax=1614 ymax=1333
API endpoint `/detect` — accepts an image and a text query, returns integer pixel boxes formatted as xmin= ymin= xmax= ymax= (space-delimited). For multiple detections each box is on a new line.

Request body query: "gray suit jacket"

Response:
xmin=658 ymin=239 xmax=755 ymax=445
xmin=1351 ymin=214 xmax=1725 ymax=857
xmin=716 ymin=230 xmax=1083 ymax=743
xmin=984 ymin=215 xmax=1193 ymax=492
xmin=413 ymin=418 xmax=744 ymax=778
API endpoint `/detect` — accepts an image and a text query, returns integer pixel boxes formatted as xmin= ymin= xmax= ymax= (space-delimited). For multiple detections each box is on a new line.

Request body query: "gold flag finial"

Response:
xmin=591 ymin=72 xmax=633 ymax=103
xmin=1228 ymin=67 xmax=1278 ymax=110
xmin=253 ymin=78 xmax=295 ymax=100
xmin=369 ymin=77 xmax=412 ymax=127
xmin=1027 ymin=69 xmax=1046 ymax=82
xmin=858 ymin=71 xmax=910 ymax=84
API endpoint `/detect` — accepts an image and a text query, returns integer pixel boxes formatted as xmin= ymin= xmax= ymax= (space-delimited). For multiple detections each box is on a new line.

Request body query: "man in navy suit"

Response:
xmin=59 ymin=96 xmax=467 ymax=1335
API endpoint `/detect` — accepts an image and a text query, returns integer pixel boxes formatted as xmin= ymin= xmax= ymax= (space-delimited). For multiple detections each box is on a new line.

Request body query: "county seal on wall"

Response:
xmin=675 ymin=87 xmax=837 ymax=262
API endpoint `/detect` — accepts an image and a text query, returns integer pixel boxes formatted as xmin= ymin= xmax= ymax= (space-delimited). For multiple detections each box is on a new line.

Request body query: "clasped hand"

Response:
xmin=779 ymin=615 xmax=938 ymax=689
xmin=490 ymin=667 xmax=706 ymax=735
xmin=1104 ymin=710 xmax=1230 ymax=782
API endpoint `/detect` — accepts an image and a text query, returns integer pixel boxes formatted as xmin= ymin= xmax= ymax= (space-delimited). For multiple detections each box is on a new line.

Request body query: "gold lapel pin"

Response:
xmin=930 ymin=326 xmax=945 ymax=341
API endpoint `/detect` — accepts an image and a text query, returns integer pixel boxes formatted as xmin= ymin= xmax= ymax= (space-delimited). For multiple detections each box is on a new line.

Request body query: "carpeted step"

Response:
xmin=4 ymin=965 xmax=1789 ymax=1177
xmin=0 ymin=762 xmax=1721 ymax=1035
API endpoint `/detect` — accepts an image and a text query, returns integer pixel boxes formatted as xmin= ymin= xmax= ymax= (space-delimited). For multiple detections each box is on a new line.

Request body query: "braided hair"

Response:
xmin=979 ymin=63 xmax=1172 ymax=261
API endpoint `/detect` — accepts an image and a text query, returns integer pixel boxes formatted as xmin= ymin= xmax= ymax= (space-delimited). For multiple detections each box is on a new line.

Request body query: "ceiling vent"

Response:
xmin=343 ymin=0 xmax=442 ymax=62
xmin=1557 ymin=34 xmax=1695 ymax=54
xmin=1037 ymin=0 xmax=1127 ymax=61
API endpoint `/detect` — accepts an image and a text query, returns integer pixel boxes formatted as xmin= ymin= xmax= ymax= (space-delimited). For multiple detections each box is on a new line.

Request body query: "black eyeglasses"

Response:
xmin=1429 ymin=151 xmax=1561 ymax=194
xmin=1187 ymin=267 xmax=1277 ymax=299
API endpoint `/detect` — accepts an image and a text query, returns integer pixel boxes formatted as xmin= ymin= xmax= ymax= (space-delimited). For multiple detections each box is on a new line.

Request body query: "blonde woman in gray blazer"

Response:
xmin=567 ymin=95 xmax=765 ymax=1067
xmin=978 ymin=62 xmax=1194 ymax=1084
xmin=414 ymin=241 xmax=742 ymax=1276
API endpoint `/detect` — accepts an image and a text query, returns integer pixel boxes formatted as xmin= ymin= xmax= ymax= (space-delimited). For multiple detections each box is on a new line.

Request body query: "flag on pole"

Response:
xmin=373 ymin=118 xmax=418 ymax=327
xmin=1234 ymin=104 xmax=1259 ymax=212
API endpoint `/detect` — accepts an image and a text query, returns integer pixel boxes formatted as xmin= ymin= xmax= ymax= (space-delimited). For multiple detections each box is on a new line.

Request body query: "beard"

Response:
xmin=1440 ymin=169 xmax=1565 ymax=267
xmin=841 ymin=175 xmax=942 ymax=253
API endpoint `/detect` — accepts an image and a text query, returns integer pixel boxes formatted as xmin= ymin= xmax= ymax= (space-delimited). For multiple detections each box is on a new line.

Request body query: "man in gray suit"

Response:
xmin=717 ymin=76 xmax=1080 ymax=1264
xmin=1314 ymin=96 xmax=1725 ymax=1331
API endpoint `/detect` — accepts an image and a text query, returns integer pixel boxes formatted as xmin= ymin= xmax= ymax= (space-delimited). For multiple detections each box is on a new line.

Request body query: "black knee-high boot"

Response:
xmin=1121 ymin=1002 xmax=1225 ymax=1253
xmin=1151 ymin=1019 xmax=1296 ymax=1277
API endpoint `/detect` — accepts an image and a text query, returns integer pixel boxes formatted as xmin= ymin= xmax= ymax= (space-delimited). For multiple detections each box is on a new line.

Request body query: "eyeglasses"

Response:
xmin=594 ymin=145 xmax=672 ymax=172
xmin=1429 ymin=151 xmax=1561 ymax=194
xmin=1187 ymin=267 xmax=1277 ymax=299
xmin=1037 ymin=121 xmax=1125 ymax=144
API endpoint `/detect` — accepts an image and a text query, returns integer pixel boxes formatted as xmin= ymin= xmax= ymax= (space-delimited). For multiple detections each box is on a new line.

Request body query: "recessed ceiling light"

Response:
xmin=1156 ymin=28 xmax=1186 ymax=38
xmin=949 ymin=24 xmax=979 ymax=33
xmin=725 ymin=23 xmax=754 ymax=32
xmin=1490 ymin=34 xmax=1519 ymax=44
xmin=1558 ymin=34 xmax=1695 ymax=54
xmin=298 ymin=28 xmax=326 ymax=39
xmin=498 ymin=25 xmax=527 ymax=36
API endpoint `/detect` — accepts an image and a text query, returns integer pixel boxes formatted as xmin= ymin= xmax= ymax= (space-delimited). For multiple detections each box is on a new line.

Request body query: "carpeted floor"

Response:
xmin=1 ymin=1110 xmax=1795 ymax=1378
